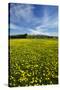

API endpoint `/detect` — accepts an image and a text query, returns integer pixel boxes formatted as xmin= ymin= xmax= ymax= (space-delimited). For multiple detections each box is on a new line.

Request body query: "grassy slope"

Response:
xmin=9 ymin=39 xmax=58 ymax=87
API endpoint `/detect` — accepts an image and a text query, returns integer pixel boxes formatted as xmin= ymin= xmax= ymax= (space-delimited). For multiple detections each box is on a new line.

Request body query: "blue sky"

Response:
xmin=9 ymin=3 xmax=58 ymax=36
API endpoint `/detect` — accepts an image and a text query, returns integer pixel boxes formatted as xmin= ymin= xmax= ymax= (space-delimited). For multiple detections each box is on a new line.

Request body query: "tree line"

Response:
xmin=9 ymin=33 xmax=58 ymax=39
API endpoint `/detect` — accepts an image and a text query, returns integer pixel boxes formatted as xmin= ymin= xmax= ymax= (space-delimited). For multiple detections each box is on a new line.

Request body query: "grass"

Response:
xmin=9 ymin=38 xmax=58 ymax=87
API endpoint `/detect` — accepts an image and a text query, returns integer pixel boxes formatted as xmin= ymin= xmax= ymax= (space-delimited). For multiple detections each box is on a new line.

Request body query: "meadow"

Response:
xmin=9 ymin=38 xmax=58 ymax=87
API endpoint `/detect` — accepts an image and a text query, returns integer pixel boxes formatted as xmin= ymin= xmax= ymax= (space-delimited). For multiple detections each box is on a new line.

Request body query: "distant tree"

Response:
xmin=10 ymin=33 xmax=58 ymax=39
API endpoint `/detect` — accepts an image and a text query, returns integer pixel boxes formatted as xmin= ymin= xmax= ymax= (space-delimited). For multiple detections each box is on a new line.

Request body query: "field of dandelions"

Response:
xmin=9 ymin=39 xmax=58 ymax=87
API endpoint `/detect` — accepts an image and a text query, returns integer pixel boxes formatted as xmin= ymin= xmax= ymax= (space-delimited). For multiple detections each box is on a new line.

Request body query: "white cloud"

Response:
xmin=29 ymin=16 xmax=58 ymax=36
xmin=29 ymin=28 xmax=58 ymax=36
xmin=29 ymin=28 xmax=48 ymax=35
xmin=10 ymin=4 xmax=43 ymax=25
xmin=13 ymin=4 xmax=35 ymax=23
xmin=10 ymin=23 xmax=20 ymax=30
xmin=28 ymin=9 xmax=58 ymax=36
xmin=10 ymin=4 xmax=58 ymax=36
xmin=29 ymin=29 xmax=41 ymax=35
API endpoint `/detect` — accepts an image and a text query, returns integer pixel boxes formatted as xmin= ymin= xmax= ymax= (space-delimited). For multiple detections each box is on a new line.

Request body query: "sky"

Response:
xmin=9 ymin=3 xmax=58 ymax=36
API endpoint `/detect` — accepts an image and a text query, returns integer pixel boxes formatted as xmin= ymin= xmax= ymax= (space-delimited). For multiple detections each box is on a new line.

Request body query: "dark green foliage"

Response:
xmin=10 ymin=33 xmax=27 ymax=39
xmin=10 ymin=34 xmax=58 ymax=39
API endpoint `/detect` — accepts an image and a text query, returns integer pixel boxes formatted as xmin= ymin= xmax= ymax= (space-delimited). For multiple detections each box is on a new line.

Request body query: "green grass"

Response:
xmin=9 ymin=38 xmax=58 ymax=87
